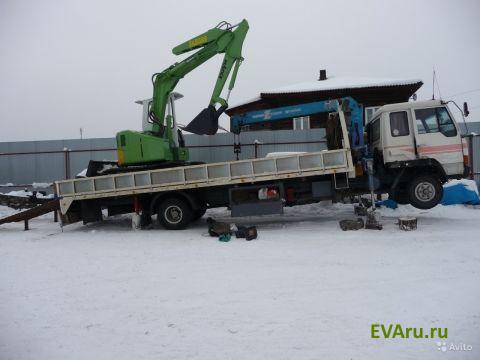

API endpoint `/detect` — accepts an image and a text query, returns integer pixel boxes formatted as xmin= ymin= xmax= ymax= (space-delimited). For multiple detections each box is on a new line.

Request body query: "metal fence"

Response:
xmin=0 ymin=129 xmax=327 ymax=186
xmin=459 ymin=122 xmax=480 ymax=135
xmin=465 ymin=134 xmax=480 ymax=186
xmin=1 ymin=128 xmax=479 ymax=191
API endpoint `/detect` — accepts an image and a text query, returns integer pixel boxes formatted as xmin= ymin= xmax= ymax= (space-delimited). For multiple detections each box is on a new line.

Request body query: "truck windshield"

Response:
xmin=414 ymin=107 xmax=457 ymax=137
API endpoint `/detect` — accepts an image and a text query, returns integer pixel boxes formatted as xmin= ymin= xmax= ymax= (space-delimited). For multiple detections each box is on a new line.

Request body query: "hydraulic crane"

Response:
xmin=116 ymin=20 xmax=249 ymax=167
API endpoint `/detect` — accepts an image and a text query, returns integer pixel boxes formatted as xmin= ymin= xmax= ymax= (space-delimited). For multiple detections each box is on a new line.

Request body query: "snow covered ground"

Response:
xmin=0 ymin=202 xmax=479 ymax=360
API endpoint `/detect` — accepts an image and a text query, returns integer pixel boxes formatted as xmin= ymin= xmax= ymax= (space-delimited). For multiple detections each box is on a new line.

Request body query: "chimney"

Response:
xmin=319 ymin=69 xmax=327 ymax=81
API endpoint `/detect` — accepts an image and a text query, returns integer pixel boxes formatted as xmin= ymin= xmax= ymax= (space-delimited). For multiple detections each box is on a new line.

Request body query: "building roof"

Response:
xmin=262 ymin=76 xmax=423 ymax=95
xmin=227 ymin=76 xmax=423 ymax=112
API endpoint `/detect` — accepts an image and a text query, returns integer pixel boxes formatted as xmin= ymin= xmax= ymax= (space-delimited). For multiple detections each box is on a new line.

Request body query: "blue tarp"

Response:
xmin=441 ymin=183 xmax=480 ymax=205
xmin=376 ymin=199 xmax=398 ymax=209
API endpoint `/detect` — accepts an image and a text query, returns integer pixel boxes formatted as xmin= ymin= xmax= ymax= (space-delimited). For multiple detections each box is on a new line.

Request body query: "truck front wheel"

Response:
xmin=157 ymin=198 xmax=193 ymax=230
xmin=408 ymin=175 xmax=443 ymax=209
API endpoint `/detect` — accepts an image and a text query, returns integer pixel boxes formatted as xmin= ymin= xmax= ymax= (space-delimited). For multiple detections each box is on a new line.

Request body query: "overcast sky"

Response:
xmin=1 ymin=0 xmax=479 ymax=141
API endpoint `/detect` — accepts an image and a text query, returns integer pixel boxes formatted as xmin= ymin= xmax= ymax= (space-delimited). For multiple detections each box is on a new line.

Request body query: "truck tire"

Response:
xmin=157 ymin=198 xmax=193 ymax=230
xmin=408 ymin=175 xmax=443 ymax=209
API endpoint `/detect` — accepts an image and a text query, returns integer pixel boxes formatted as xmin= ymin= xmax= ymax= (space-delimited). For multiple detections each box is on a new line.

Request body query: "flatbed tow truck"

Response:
xmin=51 ymin=98 xmax=469 ymax=230
xmin=0 ymin=19 xmax=471 ymax=231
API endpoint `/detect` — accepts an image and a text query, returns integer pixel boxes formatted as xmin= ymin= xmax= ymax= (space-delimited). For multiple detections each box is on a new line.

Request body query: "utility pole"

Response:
xmin=80 ymin=127 xmax=83 ymax=139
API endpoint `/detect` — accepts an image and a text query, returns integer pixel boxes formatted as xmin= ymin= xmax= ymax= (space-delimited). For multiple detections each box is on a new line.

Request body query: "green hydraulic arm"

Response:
xmin=115 ymin=20 xmax=249 ymax=166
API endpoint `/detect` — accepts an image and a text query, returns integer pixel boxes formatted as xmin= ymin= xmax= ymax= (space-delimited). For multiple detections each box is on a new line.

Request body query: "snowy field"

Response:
xmin=0 ymin=202 xmax=479 ymax=360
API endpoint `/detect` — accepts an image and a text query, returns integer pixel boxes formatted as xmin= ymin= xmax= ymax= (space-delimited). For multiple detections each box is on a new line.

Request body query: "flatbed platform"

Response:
xmin=55 ymin=150 xmax=354 ymax=215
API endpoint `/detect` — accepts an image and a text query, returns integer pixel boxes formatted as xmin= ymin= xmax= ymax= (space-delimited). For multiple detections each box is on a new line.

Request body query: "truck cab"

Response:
xmin=366 ymin=99 xmax=467 ymax=209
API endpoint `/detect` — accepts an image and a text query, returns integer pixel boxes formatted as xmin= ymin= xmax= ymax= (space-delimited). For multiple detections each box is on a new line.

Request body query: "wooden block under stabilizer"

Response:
xmin=398 ymin=217 xmax=417 ymax=231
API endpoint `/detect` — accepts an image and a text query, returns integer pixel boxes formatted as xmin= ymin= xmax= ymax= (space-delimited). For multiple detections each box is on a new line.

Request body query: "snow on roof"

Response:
xmin=262 ymin=76 xmax=422 ymax=95
xmin=227 ymin=76 xmax=423 ymax=111
xmin=227 ymin=95 xmax=262 ymax=111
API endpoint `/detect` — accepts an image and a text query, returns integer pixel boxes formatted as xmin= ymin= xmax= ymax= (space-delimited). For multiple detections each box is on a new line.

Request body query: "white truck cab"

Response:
xmin=366 ymin=100 xmax=467 ymax=209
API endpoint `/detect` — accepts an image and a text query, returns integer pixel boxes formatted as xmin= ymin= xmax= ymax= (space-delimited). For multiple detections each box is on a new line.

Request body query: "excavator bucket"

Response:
xmin=184 ymin=105 xmax=225 ymax=135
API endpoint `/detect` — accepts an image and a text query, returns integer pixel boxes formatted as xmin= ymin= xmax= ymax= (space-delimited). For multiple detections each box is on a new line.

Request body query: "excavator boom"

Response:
xmin=151 ymin=20 xmax=249 ymax=135
xmin=115 ymin=20 xmax=249 ymax=167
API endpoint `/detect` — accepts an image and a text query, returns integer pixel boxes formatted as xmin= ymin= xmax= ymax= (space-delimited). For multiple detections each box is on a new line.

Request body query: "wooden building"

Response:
xmin=226 ymin=70 xmax=423 ymax=132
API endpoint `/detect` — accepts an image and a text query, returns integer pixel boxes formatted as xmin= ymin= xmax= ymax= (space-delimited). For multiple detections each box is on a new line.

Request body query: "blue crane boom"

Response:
xmin=230 ymin=97 xmax=365 ymax=149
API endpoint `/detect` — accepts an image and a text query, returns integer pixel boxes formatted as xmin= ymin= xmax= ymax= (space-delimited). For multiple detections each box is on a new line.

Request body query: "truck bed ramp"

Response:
xmin=0 ymin=199 xmax=59 ymax=227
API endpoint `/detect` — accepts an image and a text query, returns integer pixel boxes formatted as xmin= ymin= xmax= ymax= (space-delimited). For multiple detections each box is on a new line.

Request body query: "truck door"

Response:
xmin=412 ymin=106 xmax=463 ymax=175
xmin=383 ymin=110 xmax=416 ymax=163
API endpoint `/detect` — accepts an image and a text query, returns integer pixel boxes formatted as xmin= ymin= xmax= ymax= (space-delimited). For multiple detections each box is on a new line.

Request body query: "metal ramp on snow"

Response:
xmin=0 ymin=199 xmax=59 ymax=230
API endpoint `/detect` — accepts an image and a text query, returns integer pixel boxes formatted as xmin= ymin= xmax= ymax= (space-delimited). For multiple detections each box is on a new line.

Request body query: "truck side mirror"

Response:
xmin=463 ymin=102 xmax=470 ymax=117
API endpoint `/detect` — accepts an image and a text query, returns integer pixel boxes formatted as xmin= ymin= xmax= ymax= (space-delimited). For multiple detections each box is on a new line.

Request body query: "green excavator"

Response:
xmin=111 ymin=20 xmax=249 ymax=172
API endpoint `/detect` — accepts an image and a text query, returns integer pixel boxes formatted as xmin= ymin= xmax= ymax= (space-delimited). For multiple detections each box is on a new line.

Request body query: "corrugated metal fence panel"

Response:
xmin=240 ymin=128 xmax=327 ymax=159
xmin=69 ymin=150 xmax=117 ymax=178
xmin=4 ymin=141 xmax=35 ymax=184
xmin=0 ymin=157 xmax=9 ymax=184
xmin=0 ymin=129 xmax=326 ymax=184
xmin=35 ymin=152 xmax=65 ymax=182
xmin=459 ymin=122 xmax=480 ymax=135
xmin=184 ymin=129 xmax=327 ymax=163
xmin=34 ymin=140 xmax=66 ymax=182
xmin=2 ymin=129 xmax=478 ymax=188
xmin=185 ymin=132 xmax=235 ymax=163
xmin=68 ymin=138 xmax=118 ymax=178
xmin=472 ymin=135 xmax=480 ymax=187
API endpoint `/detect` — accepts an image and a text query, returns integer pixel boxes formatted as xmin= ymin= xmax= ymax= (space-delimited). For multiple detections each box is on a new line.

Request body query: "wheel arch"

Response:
xmin=389 ymin=158 xmax=448 ymax=189
xmin=149 ymin=190 xmax=201 ymax=215
xmin=413 ymin=159 xmax=448 ymax=183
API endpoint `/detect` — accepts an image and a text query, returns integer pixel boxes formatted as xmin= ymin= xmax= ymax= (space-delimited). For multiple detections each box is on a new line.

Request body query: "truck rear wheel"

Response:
xmin=408 ymin=175 xmax=443 ymax=209
xmin=157 ymin=198 xmax=192 ymax=230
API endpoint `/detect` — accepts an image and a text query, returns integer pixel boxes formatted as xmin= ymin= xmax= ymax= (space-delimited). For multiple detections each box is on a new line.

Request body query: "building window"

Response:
xmin=293 ymin=116 xmax=310 ymax=130
xmin=365 ymin=106 xmax=381 ymax=123
xmin=389 ymin=111 xmax=409 ymax=137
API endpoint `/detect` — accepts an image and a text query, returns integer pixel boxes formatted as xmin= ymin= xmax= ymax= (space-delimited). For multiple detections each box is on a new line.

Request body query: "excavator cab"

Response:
xmin=138 ymin=92 xmax=184 ymax=141
xmin=116 ymin=92 xmax=189 ymax=167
